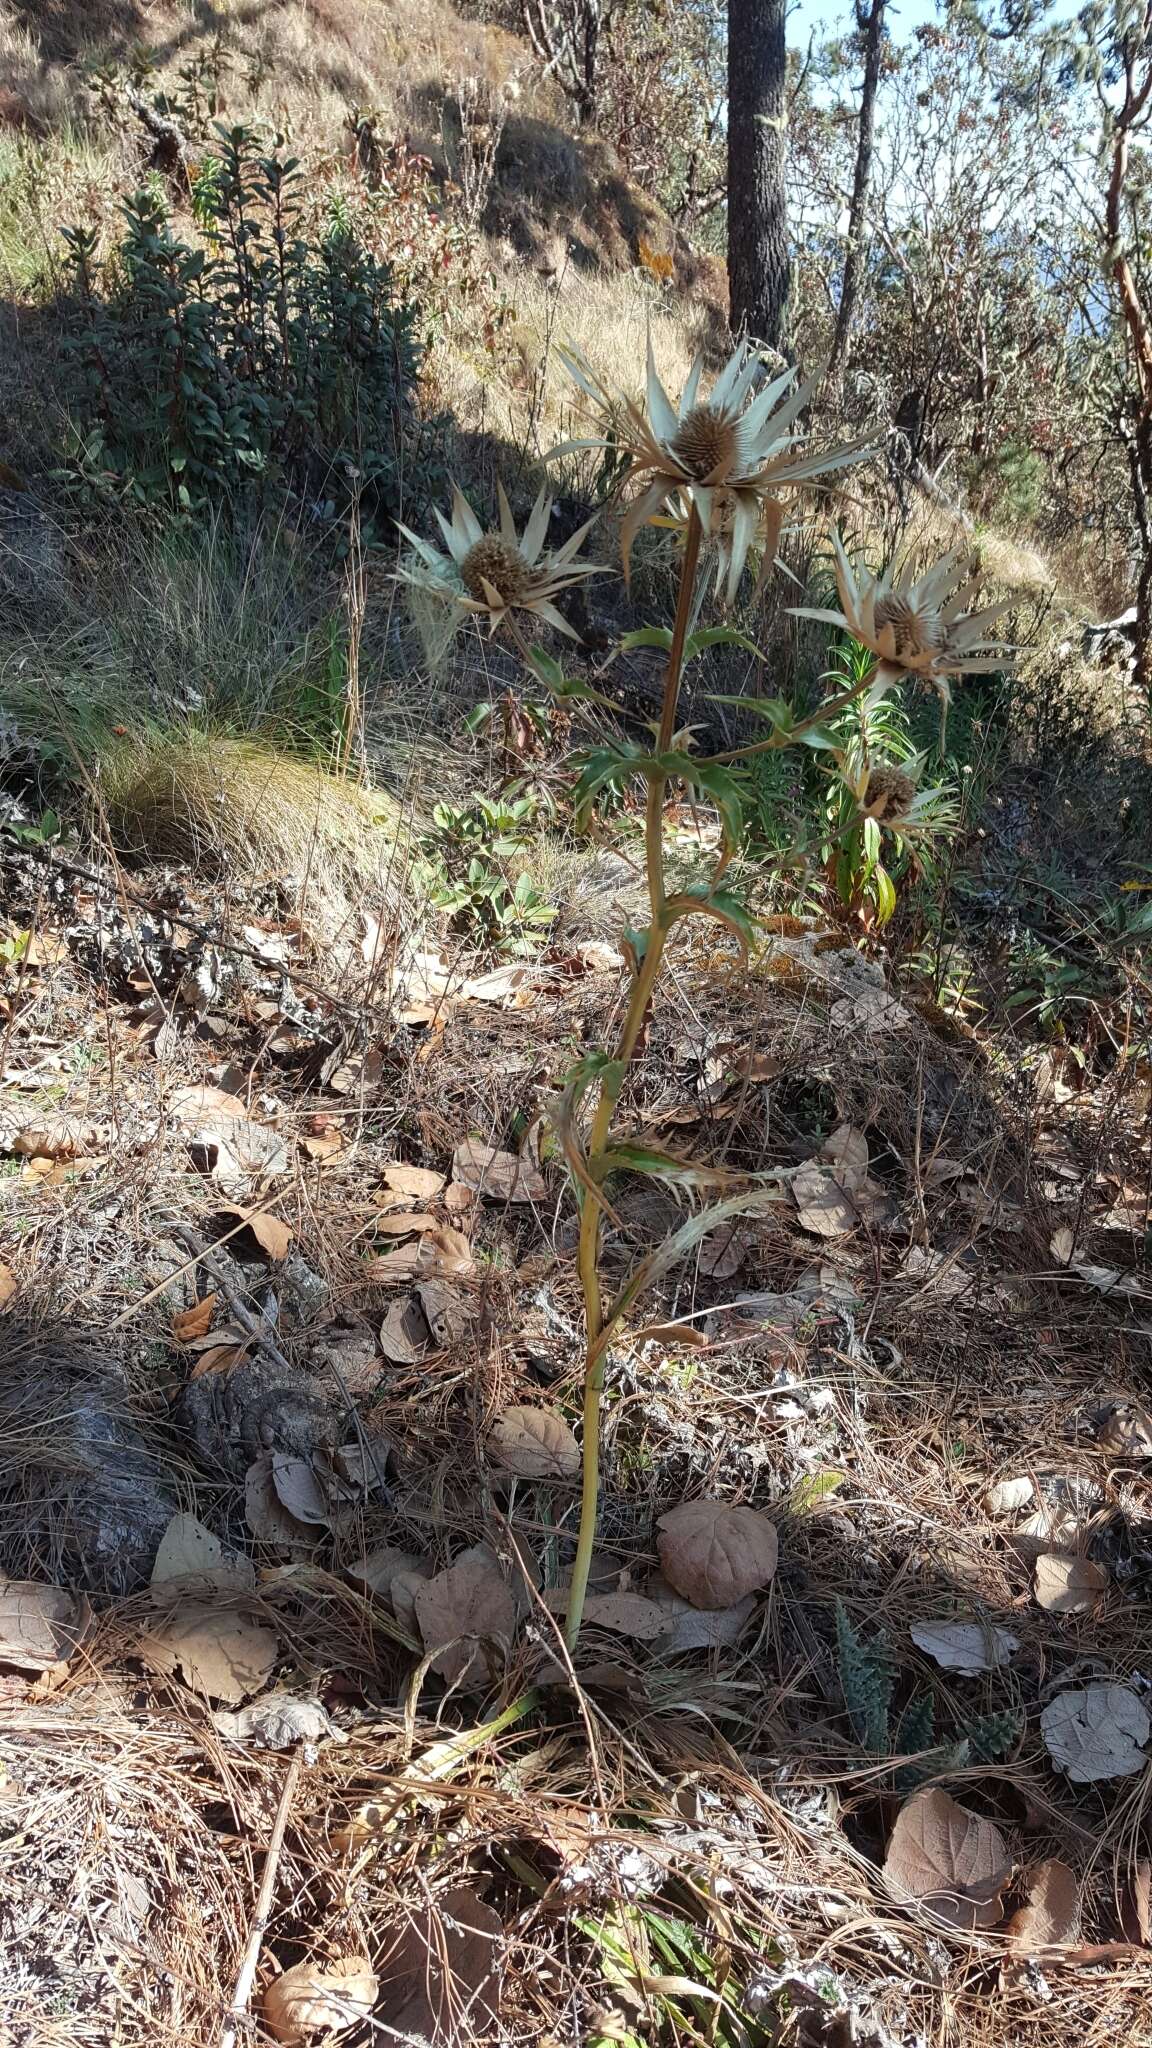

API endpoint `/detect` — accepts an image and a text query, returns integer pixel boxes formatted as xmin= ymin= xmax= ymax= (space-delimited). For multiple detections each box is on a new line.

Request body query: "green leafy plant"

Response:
xmin=60 ymin=126 xmax=432 ymax=532
xmin=834 ymin=1602 xmax=1021 ymax=1784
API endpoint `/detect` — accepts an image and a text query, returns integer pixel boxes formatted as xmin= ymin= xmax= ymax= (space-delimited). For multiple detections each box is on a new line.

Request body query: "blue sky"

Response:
xmin=788 ymin=0 xmax=940 ymax=44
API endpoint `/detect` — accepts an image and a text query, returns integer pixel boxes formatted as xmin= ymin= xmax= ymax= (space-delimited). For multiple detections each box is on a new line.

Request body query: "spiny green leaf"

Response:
xmin=597 ymin=1181 xmax=787 ymax=1344
xmin=665 ymin=885 xmax=757 ymax=956
xmin=619 ymin=625 xmax=674 ymax=653
xmin=705 ymin=692 xmax=794 ymax=729
xmin=684 ymin=626 xmax=765 ymax=662
xmin=789 ymin=1468 xmax=846 ymax=1513
xmin=601 ymin=1140 xmax=738 ymax=1197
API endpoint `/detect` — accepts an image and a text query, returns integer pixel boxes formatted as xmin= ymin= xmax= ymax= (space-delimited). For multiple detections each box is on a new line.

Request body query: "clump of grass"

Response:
xmin=103 ymin=731 xmax=412 ymax=939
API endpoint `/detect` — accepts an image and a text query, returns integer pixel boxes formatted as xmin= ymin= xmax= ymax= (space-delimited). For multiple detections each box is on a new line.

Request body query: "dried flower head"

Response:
xmin=396 ymin=482 xmax=602 ymax=639
xmin=550 ymin=339 xmax=872 ymax=600
xmin=863 ymin=763 xmax=918 ymax=819
xmin=794 ymin=529 xmax=1017 ymax=726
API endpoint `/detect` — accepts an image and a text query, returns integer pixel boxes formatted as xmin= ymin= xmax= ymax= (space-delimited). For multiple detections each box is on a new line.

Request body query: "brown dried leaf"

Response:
xmin=389 ymin=1566 xmax=433 ymax=1637
xmin=264 ymin=1957 xmax=378 ymax=2044
xmin=819 ymin=1123 xmax=869 ymax=1190
xmin=376 ymin=1888 xmax=501 ymax=2042
xmin=1034 ymin=1552 xmax=1108 ymax=1615
xmin=187 ymin=1342 xmax=250 ymax=1382
xmin=414 ymin=1558 xmax=517 ymax=1689
xmin=1006 ymin=1860 xmax=1081 ymax=1952
xmin=909 ymin=1620 xmax=1020 ymax=1674
xmin=883 ymin=1787 xmax=1011 ymax=1931
xmin=546 ymin=1589 xmax=672 ymax=1641
xmin=647 ymin=1577 xmax=758 ymax=1651
xmin=244 ymin=1456 xmax=319 ymax=1549
xmin=379 ymin=1296 xmax=431 ymax=1365
xmin=347 ymin=1547 xmax=428 ymax=1600
xmin=364 ymin=1224 xmax=474 ymax=1283
xmin=382 ymin=1161 xmax=445 ymax=1202
xmin=1092 ymin=1399 xmax=1152 ymax=1461
xmin=793 ymin=1165 xmax=857 ymax=1237
xmin=374 ymin=1211 xmax=438 ymax=1237
xmin=489 ymin=1405 xmax=580 ymax=1480
xmin=0 ymin=1578 xmax=90 ymax=1672
xmin=0 ymin=1262 xmax=15 ymax=1309
xmin=171 ymin=1293 xmax=219 ymax=1345
xmin=271 ymin=1455 xmax=331 ymax=1526
xmin=142 ymin=1603 xmax=277 ymax=1704
xmin=301 ymin=1128 xmax=344 ymax=1162
xmin=657 ymin=1499 xmax=778 ymax=1611
xmin=1041 ymin=1684 xmax=1150 ymax=1781
xmin=214 ymin=1693 xmax=347 ymax=1751
xmin=149 ymin=1512 xmax=255 ymax=1599
xmin=698 ymin=1221 xmax=754 ymax=1278
xmin=225 ymin=1207 xmax=293 ymax=1260
xmin=451 ymin=1138 xmax=546 ymax=1204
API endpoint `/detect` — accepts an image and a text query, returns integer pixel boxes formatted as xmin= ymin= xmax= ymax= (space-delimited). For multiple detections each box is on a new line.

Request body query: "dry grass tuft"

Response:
xmin=103 ymin=732 xmax=412 ymax=939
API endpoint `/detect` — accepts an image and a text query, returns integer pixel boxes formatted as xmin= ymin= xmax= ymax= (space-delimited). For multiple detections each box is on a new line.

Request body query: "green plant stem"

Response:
xmin=564 ymin=506 xmax=704 ymax=1651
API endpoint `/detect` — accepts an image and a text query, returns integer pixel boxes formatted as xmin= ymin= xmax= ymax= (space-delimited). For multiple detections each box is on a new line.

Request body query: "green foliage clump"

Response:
xmin=59 ymin=127 xmax=435 ymax=533
xmin=835 ymin=1601 xmax=1022 ymax=1784
xmin=422 ymin=793 xmax=557 ymax=956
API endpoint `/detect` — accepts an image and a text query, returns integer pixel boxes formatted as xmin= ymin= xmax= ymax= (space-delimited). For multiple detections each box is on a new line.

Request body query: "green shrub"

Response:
xmin=58 ymin=127 xmax=437 ymax=534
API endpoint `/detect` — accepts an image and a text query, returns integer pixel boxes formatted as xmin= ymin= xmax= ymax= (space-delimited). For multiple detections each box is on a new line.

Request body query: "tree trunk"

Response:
xmin=727 ymin=0 xmax=789 ymax=351
xmin=828 ymin=0 xmax=886 ymax=376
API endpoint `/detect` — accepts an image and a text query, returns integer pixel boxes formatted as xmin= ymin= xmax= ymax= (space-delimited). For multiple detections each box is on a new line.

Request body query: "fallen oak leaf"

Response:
xmin=0 ymin=1577 xmax=91 ymax=1672
xmin=244 ymin=1455 xmax=320 ymax=1549
xmin=264 ymin=1957 xmax=377 ymax=2044
xmin=489 ymin=1405 xmax=580 ymax=1481
xmin=1041 ymin=1684 xmax=1150 ymax=1782
xmin=373 ymin=1211 xmax=440 ymax=1236
xmin=1034 ymin=1552 xmax=1108 ymax=1615
xmin=187 ymin=1342 xmax=250 ymax=1382
xmin=376 ymin=1887 xmax=502 ymax=2042
xmin=223 ymin=1207 xmax=293 ymax=1260
xmin=883 ymin=1786 xmax=1011 ymax=1932
xmin=379 ymin=1295 xmax=431 ymax=1364
xmin=1006 ymin=1859 xmax=1080 ymax=1954
xmin=140 ymin=1603 xmax=277 ymax=1704
xmin=214 ymin=1692 xmax=347 ymax=1751
xmin=271 ymin=1455 xmax=331 ymax=1526
xmin=0 ymin=1262 xmax=16 ymax=1309
xmin=792 ymin=1164 xmax=858 ymax=1237
xmin=149 ymin=1512 xmax=255 ymax=1598
xmin=452 ymin=1137 xmax=546 ymax=1205
xmin=381 ymin=1161 xmax=445 ymax=1202
xmin=909 ymin=1619 xmax=1020 ymax=1674
xmin=545 ymin=1588 xmax=672 ymax=1641
xmin=657 ymin=1499 xmax=778 ymax=1611
xmin=171 ymin=1293 xmax=219 ymax=1345
xmin=414 ymin=1557 xmax=517 ymax=1689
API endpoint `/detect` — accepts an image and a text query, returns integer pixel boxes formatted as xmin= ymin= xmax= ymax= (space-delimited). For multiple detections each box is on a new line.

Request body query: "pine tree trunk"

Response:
xmin=727 ymin=0 xmax=789 ymax=350
xmin=828 ymin=0 xmax=886 ymax=376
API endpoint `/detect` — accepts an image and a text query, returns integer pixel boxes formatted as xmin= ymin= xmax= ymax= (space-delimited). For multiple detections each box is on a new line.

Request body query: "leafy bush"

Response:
xmin=59 ymin=127 xmax=436 ymax=533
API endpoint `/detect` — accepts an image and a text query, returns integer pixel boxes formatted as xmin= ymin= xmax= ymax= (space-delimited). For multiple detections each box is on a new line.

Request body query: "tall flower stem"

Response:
xmin=564 ymin=506 xmax=704 ymax=1651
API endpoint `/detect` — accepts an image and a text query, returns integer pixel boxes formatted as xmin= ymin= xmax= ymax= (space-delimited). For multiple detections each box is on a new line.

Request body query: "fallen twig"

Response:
xmin=219 ymin=1750 xmax=302 ymax=2048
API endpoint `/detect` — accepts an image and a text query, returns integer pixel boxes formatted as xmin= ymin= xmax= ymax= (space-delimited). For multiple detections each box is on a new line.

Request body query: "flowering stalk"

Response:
xmin=564 ymin=506 xmax=704 ymax=1649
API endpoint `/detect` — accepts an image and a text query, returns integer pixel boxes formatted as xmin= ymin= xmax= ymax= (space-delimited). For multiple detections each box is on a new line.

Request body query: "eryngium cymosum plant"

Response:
xmin=398 ymin=339 xmax=1016 ymax=1648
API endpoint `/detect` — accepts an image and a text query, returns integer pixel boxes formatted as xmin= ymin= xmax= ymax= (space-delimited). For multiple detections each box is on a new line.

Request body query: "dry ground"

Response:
xmin=1 ymin=782 xmax=1151 ymax=2048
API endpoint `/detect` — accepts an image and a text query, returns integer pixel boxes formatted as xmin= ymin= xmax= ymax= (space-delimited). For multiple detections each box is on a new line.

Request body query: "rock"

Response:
xmin=276 ymin=1253 xmax=330 ymax=1330
xmin=0 ymin=1325 xmax=177 ymax=1594
xmin=177 ymin=1355 xmax=338 ymax=1481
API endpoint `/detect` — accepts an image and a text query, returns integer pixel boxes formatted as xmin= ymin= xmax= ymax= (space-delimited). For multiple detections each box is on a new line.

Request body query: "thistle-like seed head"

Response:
xmin=874 ymin=593 xmax=938 ymax=661
xmin=864 ymin=764 xmax=917 ymax=818
xmin=461 ymin=536 xmax=532 ymax=604
xmin=670 ymin=404 xmax=738 ymax=482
